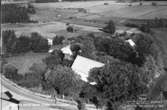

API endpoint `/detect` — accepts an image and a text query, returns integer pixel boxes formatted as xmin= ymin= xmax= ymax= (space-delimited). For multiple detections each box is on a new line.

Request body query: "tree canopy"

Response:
xmin=45 ymin=65 xmax=83 ymax=97
xmin=88 ymin=61 xmax=148 ymax=109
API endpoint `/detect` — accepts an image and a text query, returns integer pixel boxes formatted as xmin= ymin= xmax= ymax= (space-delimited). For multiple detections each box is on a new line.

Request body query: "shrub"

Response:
xmin=52 ymin=36 xmax=65 ymax=45
xmin=27 ymin=3 xmax=36 ymax=14
xmin=18 ymin=72 xmax=41 ymax=88
xmin=43 ymin=49 xmax=64 ymax=69
xmin=3 ymin=64 xmax=22 ymax=81
xmin=139 ymin=24 xmax=151 ymax=33
xmin=152 ymin=2 xmax=157 ymax=6
xmin=15 ymin=36 xmax=31 ymax=53
xmin=30 ymin=32 xmax=50 ymax=52
xmin=2 ymin=30 xmax=17 ymax=54
xmin=67 ymin=26 xmax=74 ymax=32
xmin=102 ymin=20 xmax=116 ymax=34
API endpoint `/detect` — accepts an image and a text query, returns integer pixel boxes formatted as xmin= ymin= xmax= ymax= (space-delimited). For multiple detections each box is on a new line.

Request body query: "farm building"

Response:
xmin=71 ymin=55 xmax=104 ymax=83
xmin=47 ymin=38 xmax=53 ymax=46
xmin=61 ymin=45 xmax=73 ymax=60
xmin=125 ymin=39 xmax=136 ymax=47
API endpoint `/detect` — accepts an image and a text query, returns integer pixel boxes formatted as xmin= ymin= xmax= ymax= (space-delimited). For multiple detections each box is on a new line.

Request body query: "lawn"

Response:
xmin=5 ymin=52 xmax=49 ymax=75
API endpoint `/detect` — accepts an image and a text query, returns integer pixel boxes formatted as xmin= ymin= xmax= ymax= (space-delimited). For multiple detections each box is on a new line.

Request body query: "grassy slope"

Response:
xmin=148 ymin=28 xmax=167 ymax=99
xmin=152 ymin=28 xmax=167 ymax=67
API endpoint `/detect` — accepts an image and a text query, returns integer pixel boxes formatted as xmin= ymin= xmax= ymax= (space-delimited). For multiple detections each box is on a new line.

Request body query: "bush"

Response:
xmin=3 ymin=64 xmax=22 ymax=81
xmin=139 ymin=24 xmax=151 ymax=33
xmin=18 ymin=72 xmax=41 ymax=88
xmin=45 ymin=65 xmax=83 ymax=97
xmin=52 ymin=36 xmax=65 ymax=45
xmin=43 ymin=49 xmax=64 ymax=69
xmin=2 ymin=30 xmax=17 ymax=54
xmin=15 ymin=36 xmax=31 ymax=53
xmin=30 ymin=32 xmax=50 ymax=52
xmin=102 ymin=20 xmax=116 ymax=34
xmin=27 ymin=4 xmax=36 ymax=14
xmin=67 ymin=26 xmax=74 ymax=32
xmin=152 ymin=2 xmax=157 ymax=6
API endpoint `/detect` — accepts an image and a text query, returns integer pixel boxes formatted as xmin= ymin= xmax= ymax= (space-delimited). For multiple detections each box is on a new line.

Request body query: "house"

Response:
xmin=47 ymin=38 xmax=53 ymax=46
xmin=71 ymin=55 xmax=105 ymax=83
xmin=61 ymin=45 xmax=73 ymax=60
xmin=125 ymin=39 xmax=136 ymax=47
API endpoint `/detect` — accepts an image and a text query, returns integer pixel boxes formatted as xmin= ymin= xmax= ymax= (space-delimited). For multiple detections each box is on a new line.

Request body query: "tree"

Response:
xmin=70 ymin=43 xmax=82 ymax=59
xmin=135 ymin=34 xmax=153 ymax=56
xmin=18 ymin=72 xmax=41 ymax=88
xmin=45 ymin=65 xmax=82 ymax=97
xmin=43 ymin=49 xmax=64 ymax=69
xmin=88 ymin=61 xmax=148 ymax=109
xmin=67 ymin=26 xmax=74 ymax=32
xmin=27 ymin=3 xmax=36 ymax=14
xmin=30 ymin=32 xmax=50 ymax=52
xmin=94 ymin=37 xmax=111 ymax=53
xmin=2 ymin=30 xmax=17 ymax=54
xmin=139 ymin=24 xmax=150 ymax=33
xmin=52 ymin=35 xmax=65 ymax=45
xmin=3 ymin=64 xmax=22 ymax=81
xmin=108 ymin=38 xmax=136 ymax=63
xmin=29 ymin=63 xmax=47 ymax=75
xmin=15 ymin=36 xmax=31 ymax=53
xmin=102 ymin=20 xmax=116 ymax=34
xmin=72 ymin=35 xmax=97 ymax=59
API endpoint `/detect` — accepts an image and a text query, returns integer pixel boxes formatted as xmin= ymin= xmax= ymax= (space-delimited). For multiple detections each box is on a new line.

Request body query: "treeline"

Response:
xmin=35 ymin=0 xmax=89 ymax=3
xmin=124 ymin=18 xmax=167 ymax=32
xmin=2 ymin=30 xmax=50 ymax=54
xmin=1 ymin=4 xmax=35 ymax=23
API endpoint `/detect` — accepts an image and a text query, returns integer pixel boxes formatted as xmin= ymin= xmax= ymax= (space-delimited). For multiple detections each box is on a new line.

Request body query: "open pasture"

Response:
xmin=6 ymin=52 xmax=48 ymax=74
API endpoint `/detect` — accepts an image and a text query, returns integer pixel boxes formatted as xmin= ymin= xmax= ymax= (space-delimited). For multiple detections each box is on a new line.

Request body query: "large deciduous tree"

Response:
xmin=88 ymin=61 xmax=148 ymax=109
xmin=2 ymin=30 xmax=17 ymax=54
xmin=15 ymin=36 xmax=31 ymax=53
xmin=45 ymin=65 xmax=82 ymax=97
xmin=43 ymin=49 xmax=64 ymax=69
xmin=30 ymin=32 xmax=50 ymax=52
xmin=102 ymin=20 xmax=116 ymax=34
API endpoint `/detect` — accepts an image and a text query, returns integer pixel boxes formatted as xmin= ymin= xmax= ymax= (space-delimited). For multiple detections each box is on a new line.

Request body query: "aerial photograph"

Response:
xmin=0 ymin=0 xmax=167 ymax=110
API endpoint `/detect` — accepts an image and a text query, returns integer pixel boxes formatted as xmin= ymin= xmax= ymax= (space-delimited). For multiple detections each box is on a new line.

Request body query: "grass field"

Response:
xmin=6 ymin=52 xmax=48 ymax=74
xmin=32 ymin=1 xmax=167 ymax=22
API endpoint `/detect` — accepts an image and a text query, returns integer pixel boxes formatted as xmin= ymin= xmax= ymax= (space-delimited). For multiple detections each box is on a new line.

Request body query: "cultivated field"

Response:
xmin=2 ymin=1 xmax=167 ymax=38
xmin=32 ymin=1 xmax=167 ymax=22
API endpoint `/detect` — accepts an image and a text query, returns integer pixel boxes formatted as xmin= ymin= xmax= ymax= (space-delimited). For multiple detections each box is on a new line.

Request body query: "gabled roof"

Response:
xmin=61 ymin=45 xmax=73 ymax=55
xmin=125 ymin=39 xmax=136 ymax=47
xmin=71 ymin=55 xmax=104 ymax=82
